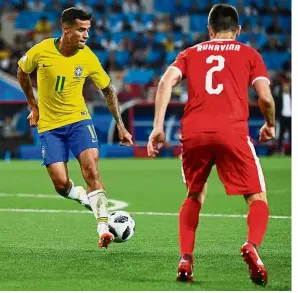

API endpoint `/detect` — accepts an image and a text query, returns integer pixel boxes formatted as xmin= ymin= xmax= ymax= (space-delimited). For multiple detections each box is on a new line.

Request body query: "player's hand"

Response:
xmin=259 ymin=123 xmax=275 ymax=142
xmin=27 ymin=106 xmax=39 ymax=127
xmin=147 ymin=128 xmax=165 ymax=157
xmin=117 ymin=123 xmax=133 ymax=146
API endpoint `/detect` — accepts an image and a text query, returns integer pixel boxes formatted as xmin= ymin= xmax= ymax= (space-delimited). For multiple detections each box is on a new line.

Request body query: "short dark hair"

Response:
xmin=208 ymin=4 xmax=239 ymax=33
xmin=61 ymin=7 xmax=92 ymax=25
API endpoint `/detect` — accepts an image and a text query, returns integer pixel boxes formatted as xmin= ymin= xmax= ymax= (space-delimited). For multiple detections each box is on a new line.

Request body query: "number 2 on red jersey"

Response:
xmin=205 ymin=55 xmax=225 ymax=95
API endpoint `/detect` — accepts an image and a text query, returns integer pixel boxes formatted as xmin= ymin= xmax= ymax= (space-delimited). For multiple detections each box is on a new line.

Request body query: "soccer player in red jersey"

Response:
xmin=147 ymin=4 xmax=275 ymax=285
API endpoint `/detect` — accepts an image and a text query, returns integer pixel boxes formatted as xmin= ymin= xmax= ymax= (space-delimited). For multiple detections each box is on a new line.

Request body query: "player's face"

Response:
xmin=67 ymin=19 xmax=91 ymax=49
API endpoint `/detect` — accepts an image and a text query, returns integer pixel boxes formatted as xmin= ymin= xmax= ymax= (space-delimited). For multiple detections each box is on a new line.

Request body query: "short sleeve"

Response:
xmin=89 ymin=56 xmax=111 ymax=89
xmin=18 ymin=44 xmax=40 ymax=74
xmin=249 ymin=50 xmax=270 ymax=86
xmin=170 ymin=48 xmax=189 ymax=80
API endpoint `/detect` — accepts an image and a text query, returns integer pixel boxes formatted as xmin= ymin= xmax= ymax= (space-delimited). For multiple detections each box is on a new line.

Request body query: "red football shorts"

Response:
xmin=180 ymin=132 xmax=266 ymax=195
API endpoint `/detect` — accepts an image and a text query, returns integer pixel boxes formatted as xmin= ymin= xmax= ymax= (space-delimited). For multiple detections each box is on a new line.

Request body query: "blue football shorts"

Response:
xmin=39 ymin=119 xmax=99 ymax=166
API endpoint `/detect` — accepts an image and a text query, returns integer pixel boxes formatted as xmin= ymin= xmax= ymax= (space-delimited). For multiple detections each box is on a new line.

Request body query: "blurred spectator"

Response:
xmin=83 ymin=78 xmax=103 ymax=103
xmin=244 ymin=0 xmax=259 ymax=16
xmin=266 ymin=16 xmax=284 ymax=34
xmin=100 ymin=36 xmax=117 ymax=51
xmin=276 ymin=78 xmax=291 ymax=155
xmin=156 ymin=15 xmax=173 ymax=32
xmin=28 ymin=0 xmax=45 ymax=11
xmin=262 ymin=35 xmax=286 ymax=51
xmin=119 ymin=36 xmax=133 ymax=52
xmin=110 ymin=0 xmax=123 ymax=13
xmin=245 ymin=36 xmax=260 ymax=51
xmin=94 ymin=0 xmax=105 ymax=13
xmin=241 ymin=21 xmax=252 ymax=33
xmin=134 ymin=32 xmax=147 ymax=49
xmin=105 ymin=52 xmax=123 ymax=72
xmin=0 ymin=0 xmax=15 ymax=15
xmin=174 ymin=34 xmax=191 ymax=50
xmin=0 ymin=38 xmax=12 ymax=72
xmin=131 ymin=15 xmax=146 ymax=33
xmin=122 ymin=19 xmax=132 ymax=31
xmin=96 ymin=15 xmax=110 ymax=33
xmin=88 ymin=35 xmax=105 ymax=50
xmin=131 ymin=49 xmax=146 ymax=68
xmin=118 ymin=83 xmax=140 ymax=103
xmin=252 ymin=17 xmax=265 ymax=34
xmin=122 ymin=0 xmax=140 ymax=13
xmin=34 ymin=16 xmax=52 ymax=43
xmin=173 ymin=0 xmax=187 ymax=17
xmin=46 ymin=0 xmax=61 ymax=12
xmin=14 ymin=0 xmax=28 ymax=12
xmin=163 ymin=33 xmax=175 ymax=52
xmin=76 ymin=0 xmax=93 ymax=13
xmin=62 ymin=0 xmax=76 ymax=10
xmin=1 ymin=116 xmax=15 ymax=138
xmin=145 ymin=74 xmax=159 ymax=101
xmin=188 ymin=1 xmax=201 ymax=15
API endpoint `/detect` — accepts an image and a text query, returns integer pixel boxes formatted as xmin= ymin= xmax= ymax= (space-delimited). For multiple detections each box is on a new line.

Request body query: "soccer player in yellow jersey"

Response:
xmin=17 ymin=7 xmax=133 ymax=248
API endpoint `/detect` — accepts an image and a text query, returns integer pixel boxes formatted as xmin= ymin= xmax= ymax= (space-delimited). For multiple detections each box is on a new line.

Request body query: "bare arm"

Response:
xmin=101 ymin=82 xmax=133 ymax=146
xmin=101 ymin=83 xmax=123 ymax=125
xmin=147 ymin=67 xmax=181 ymax=157
xmin=254 ymin=79 xmax=275 ymax=126
xmin=153 ymin=67 xmax=181 ymax=129
xmin=17 ymin=66 xmax=37 ymax=109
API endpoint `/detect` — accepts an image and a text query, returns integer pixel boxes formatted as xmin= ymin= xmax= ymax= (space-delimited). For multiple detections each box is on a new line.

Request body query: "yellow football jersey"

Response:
xmin=18 ymin=38 xmax=110 ymax=133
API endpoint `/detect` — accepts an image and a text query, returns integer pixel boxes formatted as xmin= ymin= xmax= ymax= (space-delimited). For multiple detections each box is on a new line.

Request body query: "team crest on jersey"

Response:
xmin=74 ymin=66 xmax=83 ymax=78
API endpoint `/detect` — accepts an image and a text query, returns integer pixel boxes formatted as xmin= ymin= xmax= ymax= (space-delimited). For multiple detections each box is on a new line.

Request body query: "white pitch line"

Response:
xmin=0 ymin=193 xmax=128 ymax=211
xmin=0 ymin=208 xmax=291 ymax=219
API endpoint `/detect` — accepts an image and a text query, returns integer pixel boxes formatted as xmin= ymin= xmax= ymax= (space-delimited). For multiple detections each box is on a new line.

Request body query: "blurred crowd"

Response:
xmin=0 ymin=0 xmax=291 ymax=155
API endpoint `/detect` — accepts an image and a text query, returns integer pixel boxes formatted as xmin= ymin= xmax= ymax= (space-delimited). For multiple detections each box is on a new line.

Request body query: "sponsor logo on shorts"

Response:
xmin=41 ymin=146 xmax=46 ymax=158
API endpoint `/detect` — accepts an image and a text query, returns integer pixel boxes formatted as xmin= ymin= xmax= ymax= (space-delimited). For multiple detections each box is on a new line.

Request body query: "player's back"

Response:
xmin=172 ymin=39 xmax=269 ymax=135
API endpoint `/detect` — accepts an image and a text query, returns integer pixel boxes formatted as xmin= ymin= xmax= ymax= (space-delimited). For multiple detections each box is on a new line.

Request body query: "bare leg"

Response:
xmin=46 ymin=162 xmax=90 ymax=209
xmin=77 ymin=148 xmax=114 ymax=248
xmin=46 ymin=162 xmax=71 ymax=196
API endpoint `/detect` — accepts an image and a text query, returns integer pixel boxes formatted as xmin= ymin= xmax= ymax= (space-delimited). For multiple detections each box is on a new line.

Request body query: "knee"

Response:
xmin=187 ymin=183 xmax=207 ymax=204
xmin=244 ymin=192 xmax=267 ymax=206
xmin=53 ymin=178 xmax=70 ymax=196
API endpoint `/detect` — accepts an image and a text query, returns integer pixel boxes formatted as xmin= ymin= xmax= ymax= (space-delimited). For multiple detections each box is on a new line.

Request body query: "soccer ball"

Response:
xmin=108 ymin=210 xmax=135 ymax=243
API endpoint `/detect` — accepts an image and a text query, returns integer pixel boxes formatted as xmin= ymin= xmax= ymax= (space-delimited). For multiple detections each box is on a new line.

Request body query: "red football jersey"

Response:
xmin=171 ymin=39 xmax=269 ymax=135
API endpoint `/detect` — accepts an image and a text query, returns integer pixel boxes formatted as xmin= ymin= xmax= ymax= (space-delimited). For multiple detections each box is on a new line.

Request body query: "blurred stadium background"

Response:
xmin=0 ymin=1 xmax=292 ymax=290
xmin=0 ymin=0 xmax=291 ymax=160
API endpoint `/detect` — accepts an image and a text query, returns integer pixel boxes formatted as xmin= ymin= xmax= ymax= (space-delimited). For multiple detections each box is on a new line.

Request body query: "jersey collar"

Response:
xmin=54 ymin=38 xmax=80 ymax=57
xmin=209 ymin=39 xmax=235 ymax=41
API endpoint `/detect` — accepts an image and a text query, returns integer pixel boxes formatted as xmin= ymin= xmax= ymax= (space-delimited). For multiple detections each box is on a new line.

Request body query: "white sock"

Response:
xmin=87 ymin=189 xmax=109 ymax=221
xmin=67 ymin=179 xmax=89 ymax=205
xmin=67 ymin=179 xmax=78 ymax=199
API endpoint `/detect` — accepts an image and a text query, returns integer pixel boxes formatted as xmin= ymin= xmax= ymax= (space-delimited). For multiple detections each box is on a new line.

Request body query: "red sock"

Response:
xmin=179 ymin=197 xmax=201 ymax=256
xmin=247 ymin=200 xmax=269 ymax=248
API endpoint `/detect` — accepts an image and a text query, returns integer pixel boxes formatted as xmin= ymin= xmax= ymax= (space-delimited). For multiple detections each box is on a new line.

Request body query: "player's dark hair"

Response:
xmin=61 ymin=7 xmax=92 ymax=25
xmin=208 ymin=4 xmax=239 ymax=33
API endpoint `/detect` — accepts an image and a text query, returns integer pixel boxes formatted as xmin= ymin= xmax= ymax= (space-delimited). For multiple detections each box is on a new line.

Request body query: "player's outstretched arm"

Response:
xmin=147 ymin=67 xmax=181 ymax=157
xmin=254 ymin=79 xmax=276 ymax=142
xmin=17 ymin=66 xmax=39 ymax=127
xmin=101 ymin=83 xmax=133 ymax=146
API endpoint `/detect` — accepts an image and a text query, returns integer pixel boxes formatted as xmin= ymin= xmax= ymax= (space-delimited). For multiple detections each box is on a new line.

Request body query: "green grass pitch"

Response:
xmin=0 ymin=157 xmax=291 ymax=290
